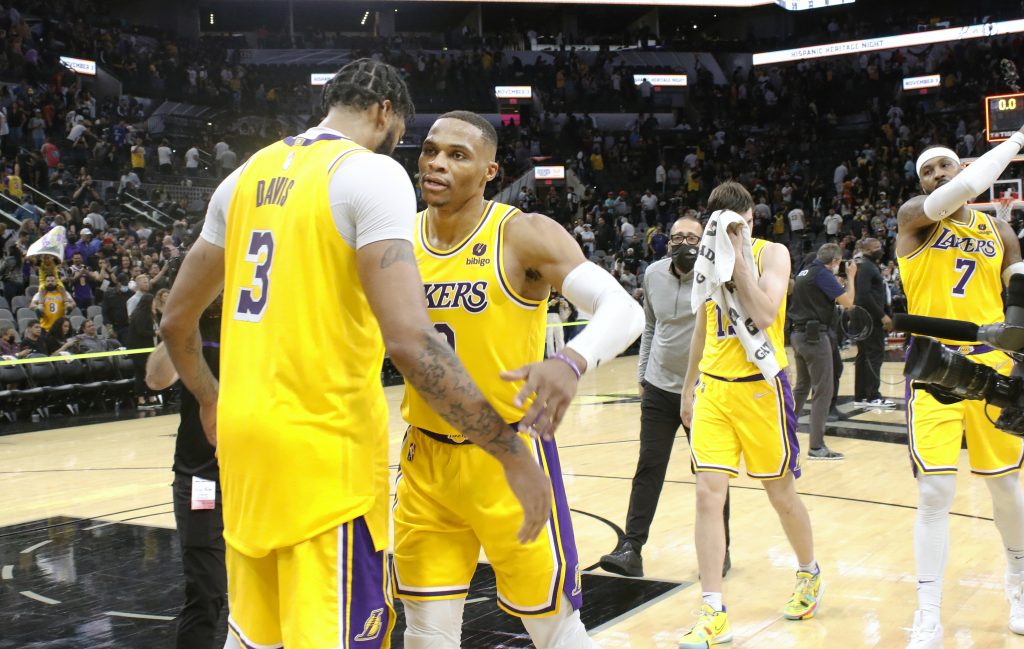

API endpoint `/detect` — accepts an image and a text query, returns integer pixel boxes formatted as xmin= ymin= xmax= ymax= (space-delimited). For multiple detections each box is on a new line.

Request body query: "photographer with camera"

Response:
xmin=896 ymin=128 xmax=1024 ymax=648
xmin=789 ymin=243 xmax=857 ymax=460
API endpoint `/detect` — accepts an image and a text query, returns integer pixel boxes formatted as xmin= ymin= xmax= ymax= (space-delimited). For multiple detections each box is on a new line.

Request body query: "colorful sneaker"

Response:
xmin=1007 ymin=572 xmax=1024 ymax=634
xmin=678 ymin=604 xmax=732 ymax=648
xmin=906 ymin=610 xmax=943 ymax=648
xmin=783 ymin=570 xmax=824 ymax=620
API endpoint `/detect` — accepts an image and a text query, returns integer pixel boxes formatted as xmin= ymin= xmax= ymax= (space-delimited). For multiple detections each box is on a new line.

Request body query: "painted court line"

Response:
xmin=2 ymin=565 xmax=13 ymax=579
xmin=465 ymin=596 xmax=490 ymax=604
xmin=105 ymin=611 xmax=176 ymax=621
xmin=20 ymin=539 xmax=52 ymax=554
xmin=21 ymin=590 xmax=60 ymax=605
xmin=83 ymin=521 xmax=117 ymax=531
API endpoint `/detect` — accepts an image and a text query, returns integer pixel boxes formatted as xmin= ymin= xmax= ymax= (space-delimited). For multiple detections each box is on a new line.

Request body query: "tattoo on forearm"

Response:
xmin=400 ymin=328 xmax=524 ymax=458
xmin=380 ymin=241 xmax=417 ymax=269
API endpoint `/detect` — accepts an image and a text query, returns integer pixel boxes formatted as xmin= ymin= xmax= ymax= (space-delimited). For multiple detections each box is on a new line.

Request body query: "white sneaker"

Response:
xmin=906 ymin=611 xmax=943 ymax=649
xmin=1007 ymin=572 xmax=1024 ymax=634
xmin=855 ymin=398 xmax=896 ymax=410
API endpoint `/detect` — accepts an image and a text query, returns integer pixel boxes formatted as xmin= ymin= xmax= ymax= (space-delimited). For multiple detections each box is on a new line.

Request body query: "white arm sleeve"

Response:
xmin=562 ymin=261 xmax=645 ymax=372
xmin=923 ymin=133 xmax=1024 ymax=221
xmin=328 ymin=153 xmax=416 ymax=248
xmin=199 ymin=164 xmax=247 ymax=248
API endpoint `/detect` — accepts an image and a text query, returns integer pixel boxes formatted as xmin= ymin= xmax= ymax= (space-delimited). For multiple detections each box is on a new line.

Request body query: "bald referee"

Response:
xmin=600 ymin=216 xmax=731 ymax=578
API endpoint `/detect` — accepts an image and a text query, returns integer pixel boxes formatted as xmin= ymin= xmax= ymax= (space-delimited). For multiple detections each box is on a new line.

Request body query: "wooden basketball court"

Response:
xmin=4 ymin=353 xmax=1024 ymax=648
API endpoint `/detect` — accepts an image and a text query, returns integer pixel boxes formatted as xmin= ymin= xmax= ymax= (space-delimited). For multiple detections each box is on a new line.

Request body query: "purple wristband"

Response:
xmin=553 ymin=351 xmax=582 ymax=380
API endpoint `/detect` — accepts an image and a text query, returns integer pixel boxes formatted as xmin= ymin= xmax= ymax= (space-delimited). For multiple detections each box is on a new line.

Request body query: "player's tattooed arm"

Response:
xmin=402 ymin=328 xmax=526 ymax=457
xmin=358 ymin=238 xmax=552 ymax=543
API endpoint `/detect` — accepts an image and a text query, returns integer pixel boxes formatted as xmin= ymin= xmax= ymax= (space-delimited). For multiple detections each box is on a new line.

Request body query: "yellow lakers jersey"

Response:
xmin=38 ymin=290 xmax=65 ymax=331
xmin=402 ymin=201 xmax=547 ymax=440
xmin=218 ymin=132 xmax=392 ymax=555
xmin=698 ymin=238 xmax=788 ymax=379
xmin=898 ymin=210 xmax=1004 ymax=343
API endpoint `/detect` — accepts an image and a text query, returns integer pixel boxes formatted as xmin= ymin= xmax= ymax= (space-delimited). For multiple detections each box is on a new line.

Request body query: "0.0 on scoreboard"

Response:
xmin=987 ymin=92 xmax=1024 ymax=142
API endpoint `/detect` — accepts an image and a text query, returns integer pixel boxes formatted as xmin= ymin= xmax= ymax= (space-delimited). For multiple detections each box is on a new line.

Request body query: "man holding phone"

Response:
xmin=789 ymin=242 xmax=856 ymax=460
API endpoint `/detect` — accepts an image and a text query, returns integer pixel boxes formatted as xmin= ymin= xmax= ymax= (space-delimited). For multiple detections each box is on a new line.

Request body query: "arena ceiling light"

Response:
xmin=754 ymin=17 xmax=1024 ymax=66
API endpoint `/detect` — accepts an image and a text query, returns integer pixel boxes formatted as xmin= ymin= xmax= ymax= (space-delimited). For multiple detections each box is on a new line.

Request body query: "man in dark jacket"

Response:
xmin=102 ymin=272 xmax=132 ymax=342
xmin=853 ymin=238 xmax=894 ymax=408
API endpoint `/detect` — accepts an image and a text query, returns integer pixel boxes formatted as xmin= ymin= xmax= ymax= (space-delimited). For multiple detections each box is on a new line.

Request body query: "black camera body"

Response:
xmin=902 ymin=276 xmax=1024 ymax=436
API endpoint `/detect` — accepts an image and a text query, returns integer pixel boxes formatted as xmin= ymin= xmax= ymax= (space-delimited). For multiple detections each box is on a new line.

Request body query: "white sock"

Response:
xmin=798 ymin=560 xmax=819 ymax=575
xmin=702 ymin=592 xmax=723 ymax=612
xmin=915 ymin=474 xmax=955 ymax=626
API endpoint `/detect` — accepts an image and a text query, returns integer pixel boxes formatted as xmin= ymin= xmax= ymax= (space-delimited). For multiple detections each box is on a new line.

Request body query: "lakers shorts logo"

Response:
xmin=571 ymin=562 xmax=582 ymax=597
xmin=354 ymin=607 xmax=384 ymax=642
xmin=407 ymin=442 xmax=416 ymax=462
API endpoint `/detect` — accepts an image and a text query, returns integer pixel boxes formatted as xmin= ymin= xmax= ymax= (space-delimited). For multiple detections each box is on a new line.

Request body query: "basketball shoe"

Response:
xmin=678 ymin=604 xmax=731 ymax=648
xmin=783 ymin=570 xmax=824 ymax=620
xmin=906 ymin=611 xmax=943 ymax=648
xmin=1006 ymin=571 xmax=1024 ymax=634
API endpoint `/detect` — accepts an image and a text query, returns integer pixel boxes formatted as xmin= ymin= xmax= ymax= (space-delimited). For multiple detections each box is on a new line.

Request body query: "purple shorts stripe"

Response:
xmin=538 ymin=436 xmax=583 ymax=613
xmin=343 ymin=518 xmax=392 ymax=648
xmin=777 ymin=372 xmax=801 ymax=479
xmin=227 ymin=619 xmax=283 ymax=649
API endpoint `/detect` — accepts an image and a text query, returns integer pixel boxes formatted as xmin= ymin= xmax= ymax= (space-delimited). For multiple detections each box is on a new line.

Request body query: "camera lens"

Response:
xmin=905 ymin=338 xmax=996 ymax=400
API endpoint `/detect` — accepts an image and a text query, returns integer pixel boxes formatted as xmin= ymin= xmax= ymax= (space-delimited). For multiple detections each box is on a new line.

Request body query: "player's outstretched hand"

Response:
xmin=501 ymin=451 xmax=553 ymax=544
xmin=501 ymin=357 xmax=580 ymax=440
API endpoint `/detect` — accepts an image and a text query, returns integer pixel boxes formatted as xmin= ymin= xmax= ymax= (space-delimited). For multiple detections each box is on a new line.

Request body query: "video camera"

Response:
xmin=895 ymin=275 xmax=1024 ymax=436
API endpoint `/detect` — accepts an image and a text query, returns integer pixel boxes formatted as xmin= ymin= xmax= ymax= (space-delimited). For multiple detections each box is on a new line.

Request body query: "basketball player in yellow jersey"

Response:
xmin=160 ymin=61 xmax=553 ymax=649
xmin=30 ymin=273 xmax=74 ymax=331
xmin=896 ymin=128 xmax=1024 ymax=648
xmin=393 ymin=111 xmax=644 ymax=649
xmin=677 ymin=181 xmax=821 ymax=648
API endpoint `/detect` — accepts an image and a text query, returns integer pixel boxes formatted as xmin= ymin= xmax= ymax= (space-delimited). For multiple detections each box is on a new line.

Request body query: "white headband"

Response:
xmin=916 ymin=147 xmax=960 ymax=177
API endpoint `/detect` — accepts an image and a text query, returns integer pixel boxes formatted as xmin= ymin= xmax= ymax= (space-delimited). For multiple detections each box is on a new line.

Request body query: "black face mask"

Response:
xmin=868 ymin=249 xmax=884 ymax=262
xmin=672 ymin=243 xmax=699 ymax=275
xmin=5 ymin=335 xmax=13 ymax=343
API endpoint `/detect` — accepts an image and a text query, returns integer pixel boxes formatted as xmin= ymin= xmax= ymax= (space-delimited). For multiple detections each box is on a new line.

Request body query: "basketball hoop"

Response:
xmin=996 ymin=192 xmax=1018 ymax=222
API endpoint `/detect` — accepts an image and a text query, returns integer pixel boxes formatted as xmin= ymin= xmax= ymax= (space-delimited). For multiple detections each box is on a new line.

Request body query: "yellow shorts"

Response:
xmin=226 ymin=517 xmax=394 ymax=649
xmin=392 ymin=426 xmax=582 ymax=617
xmin=907 ymin=347 xmax=1024 ymax=476
xmin=690 ymin=371 xmax=801 ymax=480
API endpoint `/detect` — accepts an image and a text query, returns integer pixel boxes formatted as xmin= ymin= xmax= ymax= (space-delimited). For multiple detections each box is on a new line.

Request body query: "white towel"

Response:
xmin=690 ymin=209 xmax=782 ymax=384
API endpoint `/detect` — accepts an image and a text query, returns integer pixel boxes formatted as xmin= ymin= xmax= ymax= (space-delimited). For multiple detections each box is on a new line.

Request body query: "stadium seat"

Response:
xmin=0 ymin=308 xmax=13 ymax=321
xmin=16 ymin=307 xmax=34 ymax=321
xmin=70 ymin=315 xmax=85 ymax=331
xmin=86 ymin=306 xmax=102 ymax=319
xmin=0 ymin=296 xmax=9 ymax=311
xmin=70 ymin=308 xmax=83 ymax=318
xmin=18 ymin=318 xmax=34 ymax=334
xmin=93 ymin=314 xmax=104 ymax=328
xmin=10 ymin=296 xmax=27 ymax=312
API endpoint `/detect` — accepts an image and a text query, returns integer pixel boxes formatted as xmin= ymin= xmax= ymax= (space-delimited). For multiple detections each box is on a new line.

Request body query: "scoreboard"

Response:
xmin=987 ymin=92 xmax=1024 ymax=142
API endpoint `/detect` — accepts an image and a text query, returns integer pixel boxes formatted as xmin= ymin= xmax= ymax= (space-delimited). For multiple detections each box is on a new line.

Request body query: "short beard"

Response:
xmin=374 ymin=124 xmax=401 ymax=155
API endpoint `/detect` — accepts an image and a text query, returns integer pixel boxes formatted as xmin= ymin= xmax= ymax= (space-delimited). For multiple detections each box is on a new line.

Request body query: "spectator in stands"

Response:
xmin=130 ymin=138 xmax=146 ymax=180
xmin=46 ymin=316 xmax=73 ymax=354
xmin=83 ymin=202 xmax=108 ymax=232
xmin=126 ymin=292 xmax=158 ymax=409
xmin=1 ymin=245 xmax=24 ymax=299
xmin=219 ymin=143 xmax=238 ymax=177
xmin=103 ymin=272 xmax=132 ymax=342
xmin=30 ymin=274 xmax=75 ymax=333
xmin=185 ymin=143 xmax=200 ymax=177
xmin=640 ymin=189 xmax=658 ymax=225
xmin=0 ymin=325 xmax=17 ymax=356
xmin=68 ymin=252 xmax=100 ymax=308
xmin=158 ymin=139 xmax=173 ymax=174
xmin=127 ymin=273 xmax=151 ymax=316
xmin=119 ymin=166 xmax=142 ymax=194
xmin=647 ymin=223 xmax=668 ymax=260
xmin=14 ymin=193 xmax=41 ymax=222
xmin=73 ymin=319 xmax=119 ymax=352
xmin=16 ymin=320 xmax=47 ymax=357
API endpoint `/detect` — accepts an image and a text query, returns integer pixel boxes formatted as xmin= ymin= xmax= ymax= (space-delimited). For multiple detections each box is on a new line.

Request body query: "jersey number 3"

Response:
xmin=951 ymin=257 xmax=976 ymax=298
xmin=235 ymin=230 xmax=275 ymax=321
